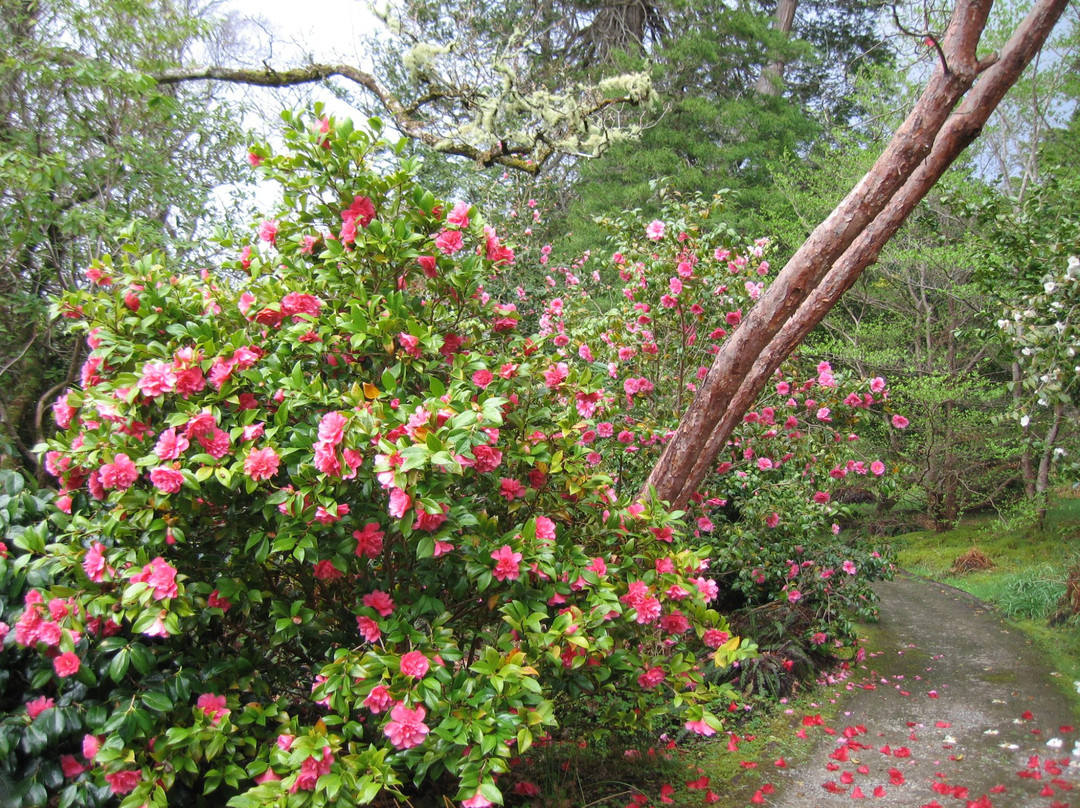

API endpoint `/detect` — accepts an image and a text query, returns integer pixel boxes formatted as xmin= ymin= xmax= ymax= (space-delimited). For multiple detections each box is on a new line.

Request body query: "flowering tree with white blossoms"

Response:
xmin=999 ymin=255 xmax=1080 ymax=523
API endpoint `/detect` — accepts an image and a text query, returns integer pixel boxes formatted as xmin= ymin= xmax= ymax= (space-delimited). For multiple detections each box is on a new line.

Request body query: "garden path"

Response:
xmin=760 ymin=573 xmax=1080 ymax=807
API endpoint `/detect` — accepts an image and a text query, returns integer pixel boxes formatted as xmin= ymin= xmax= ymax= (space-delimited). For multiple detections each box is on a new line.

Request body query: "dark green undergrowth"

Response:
xmin=888 ymin=496 xmax=1080 ymax=696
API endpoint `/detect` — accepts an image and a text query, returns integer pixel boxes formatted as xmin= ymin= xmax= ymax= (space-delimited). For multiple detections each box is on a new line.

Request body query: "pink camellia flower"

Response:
xmin=130 ymin=557 xmax=179 ymax=600
xmin=54 ymin=648 xmax=81 ymax=674
xmin=462 ymin=791 xmax=493 ymax=808
xmin=891 ymin=414 xmax=909 ymax=429
xmin=645 ymin=220 xmax=666 ymax=241
xmin=703 ymin=629 xmax=730 ymax=649
xmin=637 ymin=667 xmax=665 ymax=690
xmin=154 ymin=428 xmax=190 ymax=460
xmin=383 ymin=703 xmax=429 ymax=750
xmin=765 ymin=512 xmax=780 ymax=528
xmin=313 ymin=560 xmax=343 ymax=580
xmin=543 ymin=362 xmax=568 ymax=389
xmin=353 ymin=523 xmax=385 ymax=559
xmin=99 ymin=454 xmax=138 ymax=491
xmin=472 ymin=444 xmax=502 ymax=474
xmin=399 ymin=651 xmax=430 ymax=678
xmin=447 ymin=201 xmax=471 ymax=228
xmin=535 ymin=516 xmax=556 ymax=542
xmin=870 ymin=377 xmax=887 ymax=393
xmin=356 ymin=615 xmax=381 ymax=642
xmin=318 ymin=411 xmax=347 ymax=445
xmin=870 ymin=460 xmax=886 ymax=476
xmin=388 ymin=488 xmax=411 ymax=519
xmin=290 ymin=749 xmax=334 ymax=793
xmin=52 ymin=393 xmax=77 ymax=429
xmin=105 ymin=770 xmax=141 ymax=795
xmin=364 ymin=685 xmax=393 ymax=713
xmin=418 ymin=255 xmax=437 ymax=278
xmin=787 ymin=589 xmax=802 ymax=604
xmin=61 ymin=754 xmax=87 ymax=778
xmin=149 ymin=467 xmax=184 ymax=494
xmin=842 ymin=560 xmax=858 ymax=575
xmin=471 ymin=369 xmax=494 ymax=389
xmin=499 ymin=478 xmax=526 ymax=501
xmin=281 ymin=292 xmax=323 ymax=320
xmin=414 ymin=503 xmax=448 ymax=532
xmin=363 ymin=590 xmax=395 ymax=617
xmin=491 ymin=545 xmax=523 ymax=582
xmin=84 ymin=542 xmax=113 ymax=582
xmin=258 ymin=219 xmax=279 ymax=244
xmin=27 ymin=695 xmax=55 ymax=719
xmin=434 ymin=229 xmax=464 ymax=254
xmin=137 ymin=361 xmax=176 ymax=398
xmin=196 ymin=693 xmax=230 ymax=725
xmin=198 ymin=428 xmax=231 ymax=459
xmin=244 ymin=447 xmax=280 ymax=482
xmin=83 ymin=734 xmax=103 ymax=761
xmin=343 ymin=195 xmax=376 ymax=228
xmin=685 ymin=718 xmax=716 ymax=736
xmin=207 ymin=590 xmax=231 ymax=611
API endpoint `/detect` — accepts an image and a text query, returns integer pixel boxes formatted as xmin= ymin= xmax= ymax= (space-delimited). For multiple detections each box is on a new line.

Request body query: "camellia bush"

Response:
xmin=517 ymin=191 xmax=898 ymax=654
xmin=7 ymin=111 xmax=761 ymax=808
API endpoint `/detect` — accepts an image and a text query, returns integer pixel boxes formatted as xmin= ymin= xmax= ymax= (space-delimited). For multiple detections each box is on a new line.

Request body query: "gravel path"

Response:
xmin=766 ymin=573 xmax=1080 ymax=808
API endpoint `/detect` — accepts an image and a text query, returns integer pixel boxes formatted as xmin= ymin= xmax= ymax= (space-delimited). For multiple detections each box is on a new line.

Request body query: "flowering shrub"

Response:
xmin=14 ymin=112 xmax=756 ymax=808
xmin=518 ymin=191 xmax=896 ymax=649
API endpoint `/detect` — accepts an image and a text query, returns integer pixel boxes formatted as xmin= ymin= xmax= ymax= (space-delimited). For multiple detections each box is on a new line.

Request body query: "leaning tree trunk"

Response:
xmin=1034 ymin=401 xmax=1064 ymax=531
xmin=641 ymin=0 xmax=1071 ymax=510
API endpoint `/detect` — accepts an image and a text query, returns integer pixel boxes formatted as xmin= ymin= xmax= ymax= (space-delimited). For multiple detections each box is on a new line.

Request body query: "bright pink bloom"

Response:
xmin=244 ymin=447 xmax=280 ymax=481
xmin=83 ymin=734 xmax=102 ymax=760
xmin=685 ymin=719 xmax=716 ymax=736
xmin=638 ymin=667 xmax=665 ymax=689
xmin=354 ymin=523 xmax=385 ymax=558
xmin=472 ymin=369 xmax=494 ymax=389
xmin=138 ymin=361 xmax=176 ymax=398
xmin=435 ymin=229 xmax=464 ymax=254
xmin=447 ymin=201 xmax=471 ymax=228
xmin=472 ymin=444 xmax=502 ymax=473
xmin=462 ymin=792 xmax=493 ymax=808
xmin=84 ymin=542 xmax=112 ymax=582
xmin=197 ymin=693 xmax=230 ymax=725
xmin=343 ymin=195 xmax=376 ymax=228
xmin=535 ymin=516 xmax=556 ymax=542
xmin=198 ymin=428 xmax=231 ymax=458
xmin=414 ymin=503 xmax=448 ymax=532
xmin=703 ymin=629 xmax=730 ymax=649
xmin=318 ymin=411 xmax=347 ymax=445
xmin=388 ymin=488 xmax=411 ymax=518
xmin=290 ymin=749 xmax=333 ymax=792
xmin=281 ymin=292 xmax=322 ymax=319
xmin=149 ymin=467 xmax=184 ymax=494
xmin=383 ymin=703 xmax=429 ymax=750
xmin=891 ymin=414 xmax=909 ymax=429
xmin=870 ymin=377 xmax=887 ymax=393
xmin=154 ymin=428 xmax=190 ymax=460
xmin=363 ymin=590 xmax=394 ymax=617
xmin=646 ymin=220 xmax=666 ymax=241
xmin=61 ymin=754 xmax=87 ymax=778
xmin=258 ymin=219 xmax=278 ymax=244
xmin=399 ymin=651 xmax=430 ymax=678
xmin=491 ymin=545 xmax=523 ymax=581
xmin=843 ymin=560 xmax=858 ymax=575
xmin=870 ymin=460 xmax=886 ymax=476
xmin=356 ymin=616 xmax=381 ymax=642
xmin=659 ymin=611 xmax=691 ymax=635
xmin=313 ymin=560 xmax=343 ymax=580
xmin=99 ymin=454 xmax=138 ymax=490
xmin=543 ymin=362 xmax=568 ymax=389
xmin=27 ymin=695 xmax=55 ymax=719
xmin=364 ymin=685 xmax=393 ymax=713
xmin=52 ymin=393 xmax=77 ymax=429
xmin=498 ymin=478 xmax=526 ymax=500
xmin=105 ymin=770 xmax=141 ymax=795
xmin=130 ymin=557 xmax=179 ymax=600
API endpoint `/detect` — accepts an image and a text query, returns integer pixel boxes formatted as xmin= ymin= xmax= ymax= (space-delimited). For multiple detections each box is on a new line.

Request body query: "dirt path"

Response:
xmin=764 ymin=573 xmax=1080 ymax=808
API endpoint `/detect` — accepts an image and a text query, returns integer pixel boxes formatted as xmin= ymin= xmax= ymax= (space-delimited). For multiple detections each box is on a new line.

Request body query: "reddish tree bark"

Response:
xmin=642 ymin=0 xmax=1071 ymax=509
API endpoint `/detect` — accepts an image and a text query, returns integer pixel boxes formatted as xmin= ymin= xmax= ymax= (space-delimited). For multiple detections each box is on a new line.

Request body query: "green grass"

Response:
xmin=887 ymin=496 xmax=1080 ymax=696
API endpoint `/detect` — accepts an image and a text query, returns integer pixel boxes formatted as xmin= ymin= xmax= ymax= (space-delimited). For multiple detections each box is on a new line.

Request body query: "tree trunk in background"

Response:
xmin=641 ymin=0 xmax=1071 ymax=510
xmin=755 ymin=0 xmax=798 ymax=95
xmin=1034 ymin=401 xmax=1064 ymax=530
